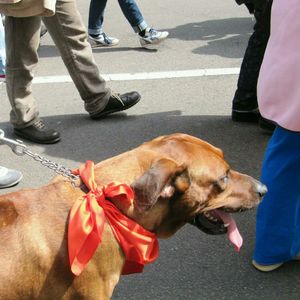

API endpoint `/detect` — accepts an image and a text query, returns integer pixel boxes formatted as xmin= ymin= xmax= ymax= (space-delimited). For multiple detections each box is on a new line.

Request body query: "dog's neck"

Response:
xmin=108 ymin=196 xmax=136 ymax=219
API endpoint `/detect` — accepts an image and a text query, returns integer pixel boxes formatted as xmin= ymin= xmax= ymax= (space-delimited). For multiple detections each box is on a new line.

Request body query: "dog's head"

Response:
xmin=129 ymin=134 xmax=266 ymax=243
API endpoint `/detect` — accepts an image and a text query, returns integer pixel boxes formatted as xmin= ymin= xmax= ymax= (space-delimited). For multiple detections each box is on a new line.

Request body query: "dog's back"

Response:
xmin=0 ymin=182 xmax=125 ymax=299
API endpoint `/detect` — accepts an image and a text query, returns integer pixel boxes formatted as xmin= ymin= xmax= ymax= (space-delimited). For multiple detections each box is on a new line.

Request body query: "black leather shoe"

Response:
xmin=90 ymin=91 xmax=141 ymax=120
xmin=14 ymin=120 xmax=61 ymax=144
xmin=231 ymin=90 xmax=260 ymax=122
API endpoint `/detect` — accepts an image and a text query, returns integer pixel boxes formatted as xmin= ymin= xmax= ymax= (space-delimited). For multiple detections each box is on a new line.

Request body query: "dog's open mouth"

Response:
xmin=190 ymin=209 xmax=243 ymax=251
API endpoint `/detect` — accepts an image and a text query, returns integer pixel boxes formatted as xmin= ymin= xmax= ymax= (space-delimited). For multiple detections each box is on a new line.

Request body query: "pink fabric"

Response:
xmin=257 ymin=0 xmax=300 ymax=132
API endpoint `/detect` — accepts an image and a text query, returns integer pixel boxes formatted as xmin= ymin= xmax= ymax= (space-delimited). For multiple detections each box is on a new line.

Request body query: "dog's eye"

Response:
xmin=213 ymin=175 xmax=229 ymax=193
xmin=220 ymin=175 xmax=229 ymax=184
xmin=212 ymin=175 xmax=229 ymax=194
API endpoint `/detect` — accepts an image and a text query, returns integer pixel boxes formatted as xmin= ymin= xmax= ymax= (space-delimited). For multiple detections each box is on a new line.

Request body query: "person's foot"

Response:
xmin=0 ymin=166 xmax=23 ymax=189
xmin=231 ymin=89 xmax=275 ymax=133
xmin=139 ymin=28 xmax=169 ymax=48
xmin=90 ymin=92 xmax=141 ymax=120
xmin=231 ymin=90 xmax=260 ymax=122
xmin=252 ymin=252 xmax=300 ymax=272
xmin=14 ymin=119 xmax=61 ymax=144
xmin=252 ymin=260 xmax=283 ymax=272
xmin=88 ymin=32 xmax=119 ymax=48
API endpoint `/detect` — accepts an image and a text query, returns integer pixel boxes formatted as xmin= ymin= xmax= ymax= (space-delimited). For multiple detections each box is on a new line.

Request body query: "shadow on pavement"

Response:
xmin=37 ymin=45 xmax=158 ymax=58
xmin=1 ymin=110 xmax=268 ymax=174
xmin=0 ymin=110 xmax=268 ymax=178
xmin=38 ymin=18 xmax=253 ymax=59
xmin=166 ymin=17 xmax=253 ymax=58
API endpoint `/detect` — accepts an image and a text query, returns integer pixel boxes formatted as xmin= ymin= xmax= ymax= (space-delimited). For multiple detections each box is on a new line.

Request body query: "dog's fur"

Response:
xmin=0 ymin=133 xmax=265 ymax=299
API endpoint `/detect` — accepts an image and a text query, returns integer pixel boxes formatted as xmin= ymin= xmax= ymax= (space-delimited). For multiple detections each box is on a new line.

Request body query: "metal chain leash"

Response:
xmin=0 ymin=129 xmax=80 ymax=184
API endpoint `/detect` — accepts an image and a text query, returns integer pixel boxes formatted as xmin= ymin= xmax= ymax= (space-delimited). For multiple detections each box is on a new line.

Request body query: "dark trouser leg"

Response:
xmin=232 ymin=0 xmax=272 ymax=122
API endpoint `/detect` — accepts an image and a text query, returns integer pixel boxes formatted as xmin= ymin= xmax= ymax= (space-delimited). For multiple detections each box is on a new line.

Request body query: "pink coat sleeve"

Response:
xmin=257 ymin=0 xmax=300 ymax=132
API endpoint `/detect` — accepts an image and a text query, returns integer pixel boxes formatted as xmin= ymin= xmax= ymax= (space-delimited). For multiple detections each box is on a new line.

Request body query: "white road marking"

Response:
xmin=31 ymin=68 xmax=240 ymax=84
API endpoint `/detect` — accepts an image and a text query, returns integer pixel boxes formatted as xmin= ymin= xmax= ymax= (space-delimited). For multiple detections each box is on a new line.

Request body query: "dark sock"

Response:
xmin=139 ymin=29 xmax=146 ymax=37
xmin=90 ymin=33 xmax=100 ymax=38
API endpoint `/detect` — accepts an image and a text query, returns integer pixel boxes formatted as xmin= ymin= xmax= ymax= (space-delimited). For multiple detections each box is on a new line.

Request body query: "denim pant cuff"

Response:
xmin=88 ymin=27 xmax=103 ymax=36
xmin=133 ymin=20 xmax=148 ymax=33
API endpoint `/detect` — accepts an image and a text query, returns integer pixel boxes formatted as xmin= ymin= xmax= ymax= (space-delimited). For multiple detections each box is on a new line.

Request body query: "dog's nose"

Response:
xmin=253 ymin=179 xmax=268 ymax=197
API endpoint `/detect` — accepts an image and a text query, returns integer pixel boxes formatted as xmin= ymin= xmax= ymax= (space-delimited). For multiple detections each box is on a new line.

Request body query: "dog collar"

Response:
xmin=68 ymin=161 xmax=159 ymax=276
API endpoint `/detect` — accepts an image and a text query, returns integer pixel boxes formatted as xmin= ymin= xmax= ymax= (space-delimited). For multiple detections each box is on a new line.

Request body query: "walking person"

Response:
xmin=252 ymin=0 xmax=300 ymax=271
xmin=231 ymin=0 xmax=275 ymax=131
xmin=88 ymin=0 xmax=169 ymax=48
xmin=3 ymin=0 xmax=141 ymax=144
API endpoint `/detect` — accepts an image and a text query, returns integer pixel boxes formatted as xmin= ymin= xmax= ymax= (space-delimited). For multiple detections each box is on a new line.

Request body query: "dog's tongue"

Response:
xmin=214 ymin=210 xmax=243 ymax=252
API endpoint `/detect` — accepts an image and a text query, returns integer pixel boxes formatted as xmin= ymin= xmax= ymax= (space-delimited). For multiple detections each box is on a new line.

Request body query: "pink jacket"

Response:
xmin=257 ymin=0 xmax=300 ymax=132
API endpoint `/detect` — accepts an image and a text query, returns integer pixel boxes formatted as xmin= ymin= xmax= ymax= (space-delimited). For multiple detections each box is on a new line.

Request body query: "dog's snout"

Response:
xmin=253 ymin=179 xmax=268 ymax=197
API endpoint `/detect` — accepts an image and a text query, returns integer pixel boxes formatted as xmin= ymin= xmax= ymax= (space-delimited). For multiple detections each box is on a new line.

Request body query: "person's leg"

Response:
xmin=5 ymin=16 xmax=42 ymax=128
xmin=42 ymin=0 xmax=111 ymax=115
xmin=5 ymin=16 xmax=61 ymax=144
xmin=232 ymin=0 xmax=272 ymax=122
xmin=87 ymin=0 xmax=119 ymax=48
xmin=88 ymin=0 xmax=107 ymax=36
xmin=5 ymin=0 xmax=140 ymax=143
xmin=117 ymin=0 xmax=169 ymax=47
xmin=43 ymin=0 xmax=140 ymax=119
xmin=253 ymin=127 xmax=300 ymax=270
xmin=118 ymin=0 xmax=147 ymax=32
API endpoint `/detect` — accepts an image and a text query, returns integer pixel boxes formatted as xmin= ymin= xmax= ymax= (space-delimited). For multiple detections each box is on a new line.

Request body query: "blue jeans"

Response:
xmin=88 ymin=0 xmax=147 ymax=35
xmin=253 ymin=126 xmax=300 ymax=264
xmin=0 ymin=15 xmax=5 ymax=76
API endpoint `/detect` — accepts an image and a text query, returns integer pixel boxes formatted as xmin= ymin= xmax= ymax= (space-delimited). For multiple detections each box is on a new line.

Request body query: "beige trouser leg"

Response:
xmin=5 ymin=0 xmax=111 ymax=129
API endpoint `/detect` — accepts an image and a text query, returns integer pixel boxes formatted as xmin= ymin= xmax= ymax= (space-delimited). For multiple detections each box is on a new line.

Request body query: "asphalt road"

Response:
xmin=0 ymin=0 xmax=299 ymax=299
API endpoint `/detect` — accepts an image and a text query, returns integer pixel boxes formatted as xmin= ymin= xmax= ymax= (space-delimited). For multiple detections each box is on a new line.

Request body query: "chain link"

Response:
xmin=23 ymin=148 xmax=80 ymax=183
xmin=0 ymin=129 xmax=80 ymax=184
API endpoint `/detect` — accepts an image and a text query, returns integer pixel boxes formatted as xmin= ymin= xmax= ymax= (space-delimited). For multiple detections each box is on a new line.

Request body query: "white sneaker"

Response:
xmin=88 ymin=32 xmax=119 ymax=48
xmin=139 ymin=28 xmax=169 ymax=48
xmin=0 ymin=166 xmax=23 ymax=189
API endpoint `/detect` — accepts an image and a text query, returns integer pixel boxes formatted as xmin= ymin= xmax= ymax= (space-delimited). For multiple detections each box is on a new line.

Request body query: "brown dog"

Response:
xmin=0 ymin=133 xmax=266 ymax=299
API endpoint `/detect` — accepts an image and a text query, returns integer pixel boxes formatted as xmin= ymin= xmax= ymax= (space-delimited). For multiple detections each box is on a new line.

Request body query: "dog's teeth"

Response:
xmin=224 ymin=223 xmax=230 ymax=227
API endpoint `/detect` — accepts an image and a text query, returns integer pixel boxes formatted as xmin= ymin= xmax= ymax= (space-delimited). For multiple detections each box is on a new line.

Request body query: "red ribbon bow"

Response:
xmin=68 ymin=161 xmax=159 ymax=276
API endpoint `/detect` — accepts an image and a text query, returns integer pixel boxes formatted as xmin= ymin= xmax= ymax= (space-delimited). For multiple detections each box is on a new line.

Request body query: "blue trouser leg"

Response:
xmin=117 ymin=0 xmax=147 ymax=32
xmin=253 ymin=127 xmax=300 ymax=264
xmin=88 ymin=0 xmax=107 ymax=35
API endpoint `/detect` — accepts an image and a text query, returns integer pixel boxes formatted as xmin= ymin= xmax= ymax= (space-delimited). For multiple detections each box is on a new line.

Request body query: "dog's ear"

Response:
xmin=131 ymin=158 xmax=190 ymax=212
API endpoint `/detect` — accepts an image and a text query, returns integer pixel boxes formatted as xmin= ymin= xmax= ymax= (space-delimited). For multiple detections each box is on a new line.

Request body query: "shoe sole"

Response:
xmin=232 ymin=110 xmax=260 ymax=122
xmin=90 ymin=94 xmax=141 ymax=120
xmin=88 ymin=38 xmax=119 ymax=49
xmin=90 ymin=42 xmax=119 ymax=49
xmin=14 ymin=130 xmax=61 ymax=144
xmin=252 ymin=260 xmax=283 ymax=272
xmin=140 ymin=34 xmax=169 ymax=49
